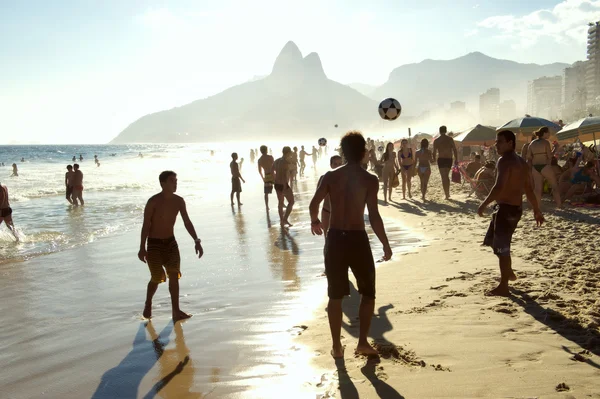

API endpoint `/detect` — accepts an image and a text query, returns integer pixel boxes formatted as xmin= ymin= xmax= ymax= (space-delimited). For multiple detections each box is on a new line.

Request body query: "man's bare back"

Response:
xmin=273 ymin=158 xmax=289 ymax=185
xmin=433 ymin=135 xmax=456 ymax=160
xmin=146 ymin=193 xmax=184 ymax=238
xmin=258 ymin=154 xmax=274 ymax=178
xmin=0 ymin=184 xmax=9 ymax=209
xmin=73 ymin=170 xmax=83 ymax=186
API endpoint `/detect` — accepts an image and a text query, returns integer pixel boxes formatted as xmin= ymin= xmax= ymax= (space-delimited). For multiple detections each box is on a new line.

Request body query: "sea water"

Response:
xmin=0 ymin=144 xmax=419 ymax=398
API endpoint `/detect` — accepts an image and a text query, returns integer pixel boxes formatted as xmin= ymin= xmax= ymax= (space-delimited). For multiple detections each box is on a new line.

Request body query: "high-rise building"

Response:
xmin=479 ymin=88 xmax=500 ymax=124
xmin=586 ymin=22 xmax=600 ymax=104
xmin=499 ymin=100 xmax=517 ymax=122
xmin=563 ymin=61 xmax=587 ymax=105
xmin=450 ymin=101 xmax=466 ymax=111
xmin=527 ymin=76 xmax=562 ymax=118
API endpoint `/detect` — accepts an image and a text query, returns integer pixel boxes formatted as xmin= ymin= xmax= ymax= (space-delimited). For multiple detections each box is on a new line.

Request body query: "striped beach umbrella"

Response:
xmin=556 ymin=116 xmax=600 ymax=147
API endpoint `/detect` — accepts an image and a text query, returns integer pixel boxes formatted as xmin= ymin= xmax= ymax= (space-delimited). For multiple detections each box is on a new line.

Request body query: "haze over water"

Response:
xmin=0 ymin=143 xmax=417 ymax=398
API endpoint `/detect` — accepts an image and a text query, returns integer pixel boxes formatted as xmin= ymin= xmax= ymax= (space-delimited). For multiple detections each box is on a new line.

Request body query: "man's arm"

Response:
xmin=180 ymin=198 xmax=204 ymax=258
xmin=365 ymin=176 xmax=392 ymax=260
xmin=258 ymin=163 xmax=264 ymax=181
xmin=65 ymin=173 xmax=68 ymax=187
xmin=432 ymin=141 xmax=438 ymax=161
xmin=309 ymin=173 xmax=329 ymax=233
xmin=452 ymin=140 xmax=458 ymax=161
xmin=523 ymin=163 xmax=544 ymax=225
xmin=479 ymin=157 xmax=509 ymax=212
xmin=138 ymin=198 xmax=154 ymax=262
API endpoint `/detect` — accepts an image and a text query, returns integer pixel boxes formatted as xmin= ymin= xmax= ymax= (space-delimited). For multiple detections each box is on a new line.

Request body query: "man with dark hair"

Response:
xmin=273 ymin=147 xmax=295 ymax=226
xmin=257 ymin=145 xmax=275 ymax=209
xmin=138 ymin=170 xmax=203 ymax=322
xmin=309 ymin=131 xmax=392 ymax=358
xmin=466 ymin=154 xmax=482 ymax=178
xmin=478 ymin=130 xmax=544 ymax=296
xmin=65 ymin=165 xmax=74 ymax=204
xmin=72 ymin=163 xmax=84 ymax=206
xmin=433 ymin=125 xmax=458 ymax=199
xmin=230 ymin=153 xmax=245 ymax=206
xmin=0 ymin=181 xmax=18 ymax=241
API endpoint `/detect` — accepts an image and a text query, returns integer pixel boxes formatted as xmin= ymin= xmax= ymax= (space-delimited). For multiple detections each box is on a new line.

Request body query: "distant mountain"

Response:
xmin=111 ymin=42 xmax=378 ymax=143
xmin=372 ymin=52 xmax=569 ymax=116
xmin=347 ymin=83 xmax=377 ymax=97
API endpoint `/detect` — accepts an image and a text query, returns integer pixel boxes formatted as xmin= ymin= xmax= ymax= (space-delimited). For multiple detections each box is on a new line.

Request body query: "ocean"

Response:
xmin=0 ymin=143 xmax=419 ymax=398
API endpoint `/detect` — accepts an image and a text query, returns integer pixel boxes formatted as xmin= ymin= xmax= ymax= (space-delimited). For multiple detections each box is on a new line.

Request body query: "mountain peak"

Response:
xmin=271 ymin=41 xmax=303 ymax=76
xmin=303 ymin=52 xmax=326 ymax=79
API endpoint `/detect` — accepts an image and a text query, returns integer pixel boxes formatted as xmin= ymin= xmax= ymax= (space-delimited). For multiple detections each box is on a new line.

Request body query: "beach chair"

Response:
xmin=459 ymin=166 xmax=491 ymax=197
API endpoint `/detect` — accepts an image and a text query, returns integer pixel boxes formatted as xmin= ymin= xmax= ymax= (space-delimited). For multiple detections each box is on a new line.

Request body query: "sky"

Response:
xmin=1 ymin=0 xmax=600 ymax=144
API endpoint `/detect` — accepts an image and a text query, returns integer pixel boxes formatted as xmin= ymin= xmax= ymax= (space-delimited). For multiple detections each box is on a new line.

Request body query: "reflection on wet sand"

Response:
xmin=232 ymin=206 xmax=248 ymax=261
xmin=268 ymin=227 xmax=301 ymax=292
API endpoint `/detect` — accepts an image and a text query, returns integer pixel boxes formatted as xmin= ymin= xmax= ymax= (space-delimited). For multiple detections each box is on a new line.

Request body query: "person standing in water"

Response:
xmin=380 ymin=143 xmax=399 ymax=203
xmin=0 ymin=182 xmax=18 ymax=241
xmin=433 ymin=125 xmax=458 ymax=200
xmin=478 ymin=130 xmax=544 ymax=296
xmin=72 ymin=163 xmax=84 ymax=206
xmin=311 ymin=146 xmax=318 ymax=168
xmin=526 ymin=127 xmax=561 ymax=208
xmin=415 ymin=139 xmax=434 ymax=201
xmin=309 ymin=131 xmax=392 ymax=358
xmin=65 ymin=165 xmax=74 ymax=204
xmin=138 ymin=171 xmax=203 ymax=322
xmin=299 ymin=146 xmax=310 ymax=177
xmin=273 ymin=147 xmax=295 ymax=227
xmin=11 ymin=163 xmax=18 ymax=177
xmin=290 ymin=147 xmax=300 ymax=186
xmin=257 ymin=145 xmax=275 ymax=210
xmin=230 ymin=153 xmax=245 ymax=206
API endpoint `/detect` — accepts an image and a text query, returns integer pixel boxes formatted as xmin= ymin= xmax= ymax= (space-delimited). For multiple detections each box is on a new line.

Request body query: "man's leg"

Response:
xmin=230 ymin=191 xmax=234 ymax=205
xmin=5 ymin=216 xmax=18 ymax=241
xmin=78 ymin=193 xmax=85 ymax=206
xmin=488 ymin=255 xmax=513 ymax=296
xmin=439 ymin=167 xmax=451 ymax=199
xmin=356 ymin=295 xmax=378 ymax=355
xmin=277 ymin=190 xmax=285 ymax=223
xmin=236 ymin=192 xmax=242 ymax=206
xmin=144 ymin=281 xmax=159 ymax=318
xmin=282 ymin=189 xmax=294 ymax=226
xmin=327 ymin=298 xmax=344 ymax=358
xmin=264 ymin=193 xmax=269 ymax=209
xmin=168 ymin=272 xmax=191 ymax=322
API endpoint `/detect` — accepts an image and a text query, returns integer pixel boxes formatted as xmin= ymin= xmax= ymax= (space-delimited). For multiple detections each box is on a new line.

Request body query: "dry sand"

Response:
xmin=297 ymin=168 xmax=600 ymax=398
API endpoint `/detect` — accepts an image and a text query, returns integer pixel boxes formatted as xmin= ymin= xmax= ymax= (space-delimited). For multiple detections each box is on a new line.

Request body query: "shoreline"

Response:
xmin=296 ymin=168 xmax=600 ymax=398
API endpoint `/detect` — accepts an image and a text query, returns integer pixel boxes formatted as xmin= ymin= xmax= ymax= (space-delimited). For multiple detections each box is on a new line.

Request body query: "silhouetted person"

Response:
xmin=0 ymin=181 xmax=18 ymax=240
xmin=230 ymin=152 xmax=245 ymax=206
xmin=65 ymin=165 xmax=74 ymax=204
xmin=72 ymin=163 xmax=84 ymax=206
xmin=257 ymin=145 xmax=275 ymax=210
xmin=433 ymin=125 xmax=458 ymax=199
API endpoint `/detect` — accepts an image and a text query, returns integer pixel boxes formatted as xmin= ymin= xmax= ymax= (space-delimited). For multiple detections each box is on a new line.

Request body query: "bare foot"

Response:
xmin=508 ymin=271 xmax=517 ymax=281
xmin=238 ymin=203 xmax=243 ymax=206
xmin=285 ymin=221 xmax=293 ymax=227
xmin=485 ymin=286 xmax=510 ymax=297
xmin=408 ymin=192 xmax=412 ymax=199
xmin=355 ymin=342 xmax=378 ymax=356
xmin=331 ymin=345 xmax=344 ymax=359
xmin=173 ymin=310 xmax=192 ymax=322
xmin=143 ymin=304 xmax=152 ymax=319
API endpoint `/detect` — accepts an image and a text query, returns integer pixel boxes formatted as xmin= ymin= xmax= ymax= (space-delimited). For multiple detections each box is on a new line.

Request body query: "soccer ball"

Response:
xmin=318 ymin=138 xmax=327 ymax=147
xmin=378 ymin=98 xmax=402 ymax=121
xmin=377 ymin=145 xmax=384 ymax=152
xmin=334 ymin=124 xmax=338 ymax=128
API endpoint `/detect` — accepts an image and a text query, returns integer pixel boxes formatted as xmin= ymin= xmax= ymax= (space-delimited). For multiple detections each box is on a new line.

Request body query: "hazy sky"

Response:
xmin=1 ymin=0 xmax=600 ymax=144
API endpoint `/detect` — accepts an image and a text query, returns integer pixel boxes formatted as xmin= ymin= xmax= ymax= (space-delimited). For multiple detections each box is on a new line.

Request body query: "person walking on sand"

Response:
xmin=380 ymin=142 xmax=399 ymax=204
xmin=398 ymin=139 xmax=415 ymax=199
xmin=299 ymin=146 xmax=310 ymax=177
xmin=72 ymin=164 xmax=84 ymax=206
xmin=138 ymin=171 xmax=204 ymax=322
xmin=433 ymin=125 xmax=458 ymax=200
xmin=257 ymin=145 xmax=275 ymax=210
xmin=478 ymin=130 xmax=544 ymax=297
xmin=309 ymin=131 xmax=392 ymax=358
xmin=230 ymin=153 xmax=245 ymax=206
xmin=273 ymin=147 xmax=295 ymax=227
xmin=415 ymin=138 xmax=434 ymax=201
xmin=65 ymin=165 xmax=74 ymax=204
xmin=290 ymin=147 xmax=300 ymax=186
xmin=0 ymin=182 xmax=18 ymax=241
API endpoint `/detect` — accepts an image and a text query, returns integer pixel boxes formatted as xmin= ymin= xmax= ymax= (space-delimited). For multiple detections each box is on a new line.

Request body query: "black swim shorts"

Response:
xmin=437 ymin=158 xmax=453 ymax=169
xmin=274 ymin=183 xmax=288 ymax=193
xmin=66 ymin=186 xmax=73 ymax=199
xmin=483 ymin=203 xmax=522 ymax=257
xmin=0 ymin=207 xmax=12 ymax=218
xmin=231 ymin=177 xmax=242 ymax=193
xmin=325 ymin=229 xmax=376 ymax=299
xmin=264 ymin=183 xmax=273 ymax=194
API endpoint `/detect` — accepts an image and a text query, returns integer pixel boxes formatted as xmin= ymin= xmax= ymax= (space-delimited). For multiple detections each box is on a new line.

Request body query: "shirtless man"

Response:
xmin=478 ymin=130 xmax=544 ymax=297
xmin=0 ymin=182 xmax=18 ymax=240
xmin=290 ymin=147 xmax=300 ymax=185
xmin=138 ymin=171 xmax=203 ymax=322
xmin=11 ymin=163 xmax=18 ymax=177
xmin=433 ymin=125 xmax=458 ymax=199
xmin=311 ymin=146 xmax=319 ymax=168
xmin=72 ymin=164 xmax=84 ymax=206
xmin=65 ymin=165 xmax=74 ymax=204
xmin=230 ymin=153 xmax=245 ymax=206
xmin=317 ymin=155 xmax=344 ymax=238
xmin=273 ymin=147 xmax=295 ymax=227
xmin=299 ymin=146 xmax=310 ymax=177
xmin=257 ymin=145 xmax=275 ymax=210
xmin=309 ymin=131 xmax=392 ymax=358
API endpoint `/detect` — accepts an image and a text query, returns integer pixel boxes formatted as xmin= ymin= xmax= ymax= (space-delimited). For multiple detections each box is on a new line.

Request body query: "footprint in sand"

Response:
xmin=555 ymin=382 xmax=570 ymax=392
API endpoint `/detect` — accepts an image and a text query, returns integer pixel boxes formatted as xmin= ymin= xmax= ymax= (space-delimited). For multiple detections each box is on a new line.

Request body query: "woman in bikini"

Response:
xmin=415 ymin=139 xmax=434 ymax=201
xmin=527 ymin=127 xmax=561 ymax=207
xmin=380 ymin=142 xmax=399 ymax=203
xmin=398 ymin=139 xmax=415 ymax=199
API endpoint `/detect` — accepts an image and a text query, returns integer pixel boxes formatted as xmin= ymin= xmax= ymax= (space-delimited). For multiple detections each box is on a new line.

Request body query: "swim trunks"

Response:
xmin=483 ymin=204 xmax=522 ymax=257
xmin=325 ymin=229 xmax=376 ymax=299
xmin=231 ymin=177 xmax=242 ymax=193
xmin=274 ymin=183 xmax=289 ymax=193
xmin=74 ymin=185 xmax=84 ymax=191
xmin=437 ymin=158 xmax=453 ymax=169
xmin=264 ymin=183 xmax=273 ymax=194
xmin=146 ymin=236 xmax=181 ymax=284
xmin=0 ymin=207 xmax=12 ymax=218
xmin=66 ymin=186 xmax=73 ymax=199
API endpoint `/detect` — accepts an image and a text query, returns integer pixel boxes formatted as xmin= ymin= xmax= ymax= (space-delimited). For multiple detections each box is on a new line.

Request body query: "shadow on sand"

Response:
xmin=510 ymin=288 xmax=600 ymax=360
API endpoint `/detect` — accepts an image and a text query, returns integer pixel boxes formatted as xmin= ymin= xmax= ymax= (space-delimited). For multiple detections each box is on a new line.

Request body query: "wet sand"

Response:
xmin=297 ymin=168 xmax=600 ymax=398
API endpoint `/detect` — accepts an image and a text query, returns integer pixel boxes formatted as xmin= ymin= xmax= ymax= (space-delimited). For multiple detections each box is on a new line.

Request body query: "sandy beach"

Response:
xmin=298 ymin=168 xmax=600 ymax=398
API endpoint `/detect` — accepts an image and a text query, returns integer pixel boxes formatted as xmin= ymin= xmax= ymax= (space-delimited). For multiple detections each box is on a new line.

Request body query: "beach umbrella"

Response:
xmin=497 ymin=116 xmax=561 ymax=146
xmin=453 ymin=125 xmax=497 ymax=146
xmin=556 ymin=116 xmax=600 ymax=148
